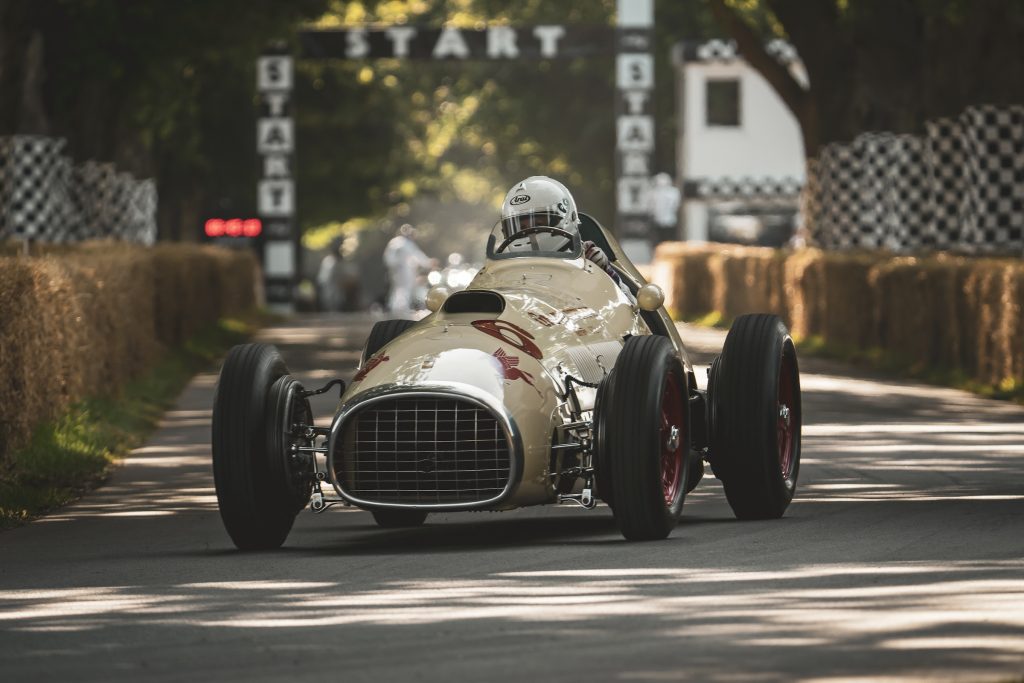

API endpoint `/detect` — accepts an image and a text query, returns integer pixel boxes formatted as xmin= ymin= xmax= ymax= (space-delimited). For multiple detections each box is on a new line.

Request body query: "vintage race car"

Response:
xmin=211 ymin=214 xmax=802 ymax=549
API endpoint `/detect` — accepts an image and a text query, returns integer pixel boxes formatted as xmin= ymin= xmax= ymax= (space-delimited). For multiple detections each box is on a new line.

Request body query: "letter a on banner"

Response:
xmin=615 ymin=0 xmax=655 ymax=257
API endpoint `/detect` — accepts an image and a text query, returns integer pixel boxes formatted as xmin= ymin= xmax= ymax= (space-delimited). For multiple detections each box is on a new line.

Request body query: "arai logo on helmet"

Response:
xmin=510 ymin=194 xmax=531 ymax=206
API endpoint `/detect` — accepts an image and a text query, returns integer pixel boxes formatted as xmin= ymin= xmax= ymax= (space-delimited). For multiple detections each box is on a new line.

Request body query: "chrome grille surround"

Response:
xmin=328 ymin=383 xmax=523 ymax=510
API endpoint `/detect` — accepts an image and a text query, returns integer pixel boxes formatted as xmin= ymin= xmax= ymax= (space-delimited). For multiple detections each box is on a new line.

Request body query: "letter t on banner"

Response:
xmin=257 ymin=52 xmax=296 ymax=312
xmin=615 ymin=0 xmax=654 ymax=264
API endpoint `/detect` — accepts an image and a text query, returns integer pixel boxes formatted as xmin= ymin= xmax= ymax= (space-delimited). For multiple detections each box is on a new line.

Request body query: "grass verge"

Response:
xmin=796 ymin=334 xmax=1024 ymax=405
xmin=679 ymin=311 xmax=1024 ymax=406
xmin=0 ymin=312 xmax=270 ymax=529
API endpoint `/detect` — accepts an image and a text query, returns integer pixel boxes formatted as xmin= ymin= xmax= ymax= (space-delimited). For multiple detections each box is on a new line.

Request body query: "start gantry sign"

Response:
xmin=298 ymin=25 xmax=613 ymax=60
xmin=257 ymin=0 xmax=656 ymax=310
xmin=614 ymin=0 xmax=655 ymax=253
xmin=256 ymin=53 xmax=297 ymax=309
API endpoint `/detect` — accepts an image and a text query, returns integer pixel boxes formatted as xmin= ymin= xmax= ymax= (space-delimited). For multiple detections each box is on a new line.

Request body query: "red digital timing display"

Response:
xmin=205 ymin=218 xmax=262 ymax=238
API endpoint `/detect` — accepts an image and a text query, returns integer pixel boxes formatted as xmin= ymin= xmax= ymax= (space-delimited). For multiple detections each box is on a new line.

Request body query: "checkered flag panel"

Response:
xmin=925 ymin=117 xmax=966 ymax=249
xmin=814 ymin=142 xmax=859 ymax=249
xmin=801 ymin=105 xmax=1024 ymax=255
xmin=0 ymin=135 xmax=157 ymax=245
xmin=959 ymin=105 xmax=1024 ymax=253
xmin=0 ymin=136 xmax=68 ymax=241
xmin=684 ymin=176 xmax=802 ymax=201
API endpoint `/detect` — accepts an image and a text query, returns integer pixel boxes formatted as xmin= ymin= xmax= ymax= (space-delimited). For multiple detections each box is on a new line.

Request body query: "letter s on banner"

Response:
xmin=346 ymin=28 xmax=369 ymax=58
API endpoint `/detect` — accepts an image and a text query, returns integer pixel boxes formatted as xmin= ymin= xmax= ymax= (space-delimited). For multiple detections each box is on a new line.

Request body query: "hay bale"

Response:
xmin=680 ymin=248 xmax=718 ymax=319
xmin=651 ymin=242 xmax=686 ymax=315
xmin=1010 ymin=266 xmax=1024 ymax=385
xmin=643 ymin=242 xmax=1024 ymax=392
xmin=0 ymin=259 xmax=44 ymax=462
xmin=711 ymin=245 xmax=787 ymax=321
xmin=0 ymin=244 xmax=257 ymax=469
xmin=783 ymin=249 xmax=826 ymax=341
xmin=986 ymin=260 xmax=1023 ymax=387
xmin=651 ymin=242 xmax=717 ymax=319
xmin=819 ymin=253 xmax=878 ymax=350
xmin=964 ymin=262 xmax=1004 ymax=385
xmin=871 ymin=256 xmax=938 ymax=367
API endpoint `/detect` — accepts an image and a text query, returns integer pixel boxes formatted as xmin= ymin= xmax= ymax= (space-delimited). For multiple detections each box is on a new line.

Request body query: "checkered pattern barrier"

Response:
xmin=925 ymin=117 xmax=966 ymax=249
xmin=809 ymin=106 xmax=1024 ymax=254
xmin=813 ymin=142 xmax=857 ymax=249
xmin=681 ymin=39 xmax=799 ymax=66
xmin=0 ymin=135 xmax=157 ymax=244
xmin=683 ymin=177 xmax=802 ymax=201
xmin=959 ymin=105 xmax=1024 ymax=253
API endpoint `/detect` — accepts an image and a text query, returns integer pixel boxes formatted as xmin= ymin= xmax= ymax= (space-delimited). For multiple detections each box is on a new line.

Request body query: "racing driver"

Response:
xmin=499 ymin=176 xmax=622 ymax=285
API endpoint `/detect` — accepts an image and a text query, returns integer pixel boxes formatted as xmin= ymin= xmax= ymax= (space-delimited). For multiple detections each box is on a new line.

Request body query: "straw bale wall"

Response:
xmin=652 ymin=242 xmax=1024 ymax=390
xmin=0 ymin=244 xmax=257 ymax=466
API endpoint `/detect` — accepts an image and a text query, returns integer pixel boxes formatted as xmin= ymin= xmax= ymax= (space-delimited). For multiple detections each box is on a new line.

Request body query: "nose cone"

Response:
xmin=340 ymin=321 xmax=562 ymax=507
xmin=417 ymin=347 xmax=524 ymax=398
xmin=345 ymin=323 xmax=550 ymax=406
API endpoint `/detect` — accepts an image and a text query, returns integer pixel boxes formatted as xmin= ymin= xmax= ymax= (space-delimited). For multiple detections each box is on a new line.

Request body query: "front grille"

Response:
xmin=337 ymin=396 xmax=512 ymax=505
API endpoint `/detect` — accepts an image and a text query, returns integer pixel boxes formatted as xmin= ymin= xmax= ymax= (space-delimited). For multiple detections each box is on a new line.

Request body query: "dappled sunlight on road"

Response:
xmin=3 ymin=316 xmax=1023 ymax=682
xmin=2 ymin=559 xmax=1023 ymax=679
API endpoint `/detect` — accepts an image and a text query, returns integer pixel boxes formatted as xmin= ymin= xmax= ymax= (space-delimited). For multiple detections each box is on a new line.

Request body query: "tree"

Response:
xmin=707 ymin=0 xmax=1024 ymax=158
xmin=1 ymin=0 xmax=330 ymax=238
xmin=1 ymin=0 xmax=723 ymax=246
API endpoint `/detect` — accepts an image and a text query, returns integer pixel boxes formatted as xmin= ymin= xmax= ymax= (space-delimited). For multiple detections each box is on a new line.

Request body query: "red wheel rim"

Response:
xmin=777 ymin=349 xmax=798 ymax=480
xmin=660 ymin=372 xmax=686 ymax=506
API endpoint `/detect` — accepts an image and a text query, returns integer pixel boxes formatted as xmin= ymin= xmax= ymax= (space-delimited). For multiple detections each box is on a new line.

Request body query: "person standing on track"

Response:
xmin=383 ymin=223 xmax=432 ymax=313
xmin=649 ymin=172 xmax=681 ymax=242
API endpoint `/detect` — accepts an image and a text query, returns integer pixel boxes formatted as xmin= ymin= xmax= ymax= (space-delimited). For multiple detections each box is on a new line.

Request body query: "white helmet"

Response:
xmin=499 ymin=176 xmax=580 ymax=240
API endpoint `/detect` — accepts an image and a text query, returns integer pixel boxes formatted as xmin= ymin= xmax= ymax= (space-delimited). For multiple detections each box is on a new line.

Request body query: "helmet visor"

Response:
xmin=500 ymin=209 xmax=566 ymax=237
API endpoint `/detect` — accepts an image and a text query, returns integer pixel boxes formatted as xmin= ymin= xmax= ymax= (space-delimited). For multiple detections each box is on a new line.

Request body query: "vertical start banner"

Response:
xmin=615 ymin=0 xmax=655 ymax=254
xmin=256 ymin=53 xmax=297 ymax=311
xmin=256 ymin=11 xmax=656 ymax=309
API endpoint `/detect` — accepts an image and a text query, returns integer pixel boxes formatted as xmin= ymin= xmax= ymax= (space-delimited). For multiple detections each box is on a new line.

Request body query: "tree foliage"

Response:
xmin=709 ymin=0 xmax=1024 ymax=156
xmin=0 ymin=0 xmax=722 ymax=247
xmin=297 ymin=0 xmax=722 ymax=260
xmin=0 ymin=0 xmax=329 ymax=238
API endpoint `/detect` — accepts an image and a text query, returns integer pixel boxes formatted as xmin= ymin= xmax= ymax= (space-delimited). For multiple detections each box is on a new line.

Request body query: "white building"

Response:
xmin=672 ymin=39 xmax=808 ymax=244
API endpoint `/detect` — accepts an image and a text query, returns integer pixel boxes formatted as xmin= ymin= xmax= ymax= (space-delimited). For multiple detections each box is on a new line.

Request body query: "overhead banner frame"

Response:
xmin=258 ymin=2 xmax=655 ymax=310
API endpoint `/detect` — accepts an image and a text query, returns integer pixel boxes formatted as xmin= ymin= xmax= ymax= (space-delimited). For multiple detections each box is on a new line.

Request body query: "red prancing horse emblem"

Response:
xmin=353 ymin=354 xmax=389 ymax=382
xmin=493 ymin=348 xmax=535 ymax=387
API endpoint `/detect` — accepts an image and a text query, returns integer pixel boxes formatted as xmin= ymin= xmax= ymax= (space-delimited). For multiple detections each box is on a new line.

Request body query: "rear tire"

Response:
xmin=709 ymin=314 xmax=801 ymax=519
xmin=601 ymin=336 xmax=689 ymax=541
xmin=371 ymin=509 xmax=428 ymax=528
xmin=362 ymin=319 xmax=417 ymax=364
xmin=212 ymin=344 xmax=309 ymax=550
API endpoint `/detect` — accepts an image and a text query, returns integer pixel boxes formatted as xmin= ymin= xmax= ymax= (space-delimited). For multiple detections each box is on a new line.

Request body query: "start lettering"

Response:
xmin=338 ymin=26 xmax=567 ymax=59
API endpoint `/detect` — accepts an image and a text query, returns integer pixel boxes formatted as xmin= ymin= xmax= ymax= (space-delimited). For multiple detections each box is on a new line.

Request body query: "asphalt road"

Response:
xmin=2 ymin=313 xmax=1023 ymax=682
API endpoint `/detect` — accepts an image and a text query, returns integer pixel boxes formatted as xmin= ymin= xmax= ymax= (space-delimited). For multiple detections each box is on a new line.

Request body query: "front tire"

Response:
xmin=709 ymin=314 xmax=802 ymax=519
xmin=212 ymin=344 xmax=310 ymax=550
xmin=601 ymin=336 xmax=690 ymax=541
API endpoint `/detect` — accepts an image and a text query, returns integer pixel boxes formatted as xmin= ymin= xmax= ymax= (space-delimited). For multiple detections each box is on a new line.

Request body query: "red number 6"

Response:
xmin=472 ymin=320 xmax=543 ymax=360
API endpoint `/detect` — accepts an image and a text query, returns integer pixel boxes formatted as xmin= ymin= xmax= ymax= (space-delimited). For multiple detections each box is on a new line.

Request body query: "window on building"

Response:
xmin=706 ymin=79 xmax=741 ymax=127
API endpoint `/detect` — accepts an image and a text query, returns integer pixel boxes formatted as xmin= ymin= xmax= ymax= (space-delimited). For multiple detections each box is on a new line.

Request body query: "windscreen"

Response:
xmin=486 ymin=212 xmax=582 ymax=260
